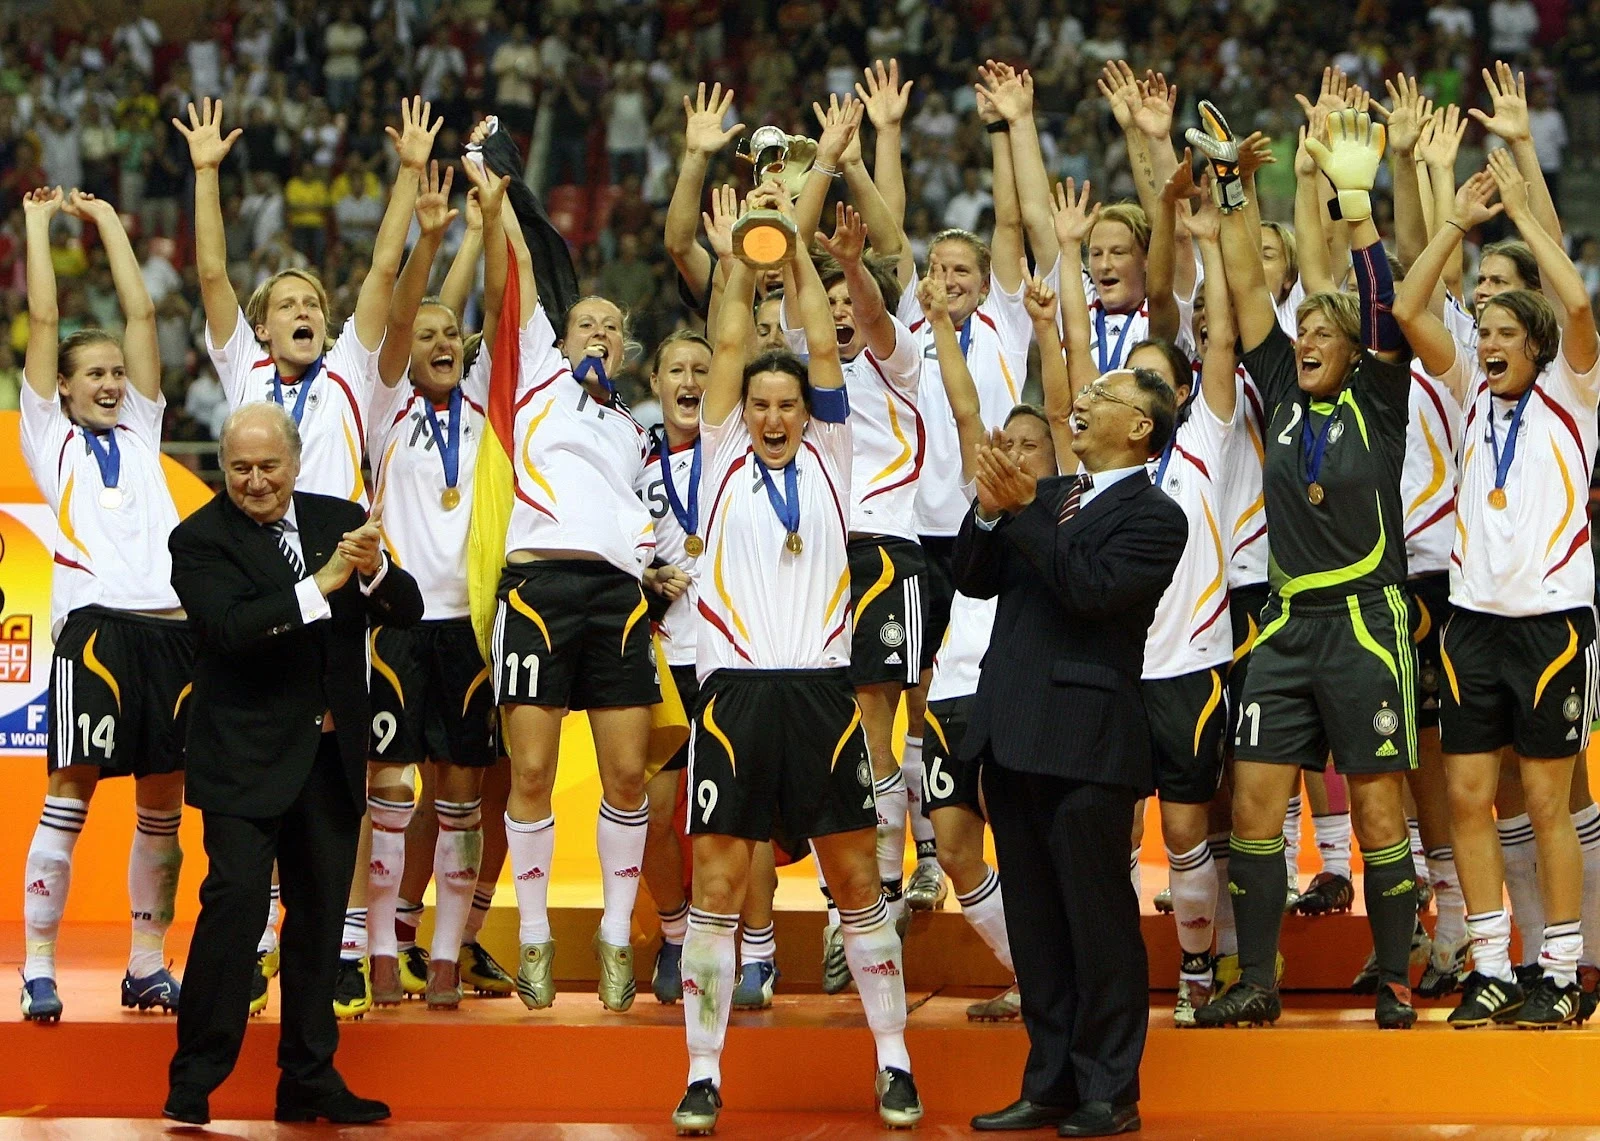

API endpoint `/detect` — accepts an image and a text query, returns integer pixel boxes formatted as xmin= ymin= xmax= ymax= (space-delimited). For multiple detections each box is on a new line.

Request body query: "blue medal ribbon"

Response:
xmin=657 ymin=435 xmax=701 ymax=539
xmin=83 ymin=429 xmax=121 ymax=490
xmin=1154 ymin=434 xmax=1177 ymax=489
xmin=1300 ymin=398 xmax=1339 ymax=490
xmin=421 ymin=386 xmax=463 ymax=491
xmin=1094 ymin=304 xmax=1134 ymax=375
xmin=574 ymin=353 xmax=614 ymax=396
xmin=759 ymin=459 xmax=801 ymax=544
xmin=957 ymin=314 xmax=973 ymax=358
xmin=1487 ymin=386 xmax=1535 ymax=497
xmin=272 ymin=356 xmax=323 ymax=426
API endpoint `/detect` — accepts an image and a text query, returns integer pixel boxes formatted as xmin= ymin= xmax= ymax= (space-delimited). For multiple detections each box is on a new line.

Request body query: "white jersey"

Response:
xmin=207 ymin=307 xmax=378 ymax=503
xmin=695 ymin=410 xmax=852 ymax=679
xmin=1444 ymin=291 xmax=1478 ymax=352
xmin=784 ymin=317 xmax=923 ymax=539
xmin=927 ymin=591 xmax=996 ymax=703
xmin=1403 ymin=365 xmax=1463 ymax=577
xmin=1441 ymin=341 xmax=1600 ymax=617
xmin=899 ymin=272 xmax=1035 ymax=536
xmin=507 ymin=306 xmax=654 ymax=578
xmin=1143 ymin=394 xmax=1235 ymax=678
xmin=1223 ymin=367 xmax=1270 ymax=588
xmin=1079 ymin=270 xmax=1197 ymax=367
xmin=368 ymin=350 xmax=491 ymax=619
xmin=1274 ymin=278 xmax=1307 ymax=336
xmin=20 ymin=385 xmax=182 ymax=638
xmin=637 ymin=435 xmax=702 ymax=668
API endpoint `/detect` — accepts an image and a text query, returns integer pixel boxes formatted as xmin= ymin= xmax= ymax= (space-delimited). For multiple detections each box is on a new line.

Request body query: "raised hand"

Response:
xmin=1452 ymin=169 xmax=1504 ymax=231
xmin=1416 ymin=104 xmax=1466 ymax=171
xmin=701 ymin=184 xmax=741 ymax=261
xmin=1485 ymin=147 xmax=1530 ymax=222
xmin=172 ymin=98 xmax=242 ymax=171
xmin=388 ymin=96 xmax=443 ymax=171
xmin=1236 ymin=131 xmax=1276 ymax=180
xmin=1180 ymin=173 xmax=1223 ymax=244
xmin=1376 ymin=74 xmax=1432 ymax=157
xmin=1294 ymin=124 xmax=1321 ymax=179
xmin=856 ymin=59 xmax=912 ymax=129
xmin=813 ymin=94 xmax=864 ymax=168
xmin=1162 ymin=149 xmax=1200 ymax=204
xmin=1315 ymin=66 xmax=1351 ymax=116
xmin=1304 ymin=109 xmax=1386 ymax=220
xmin=814 ymin=202 xmax=866 ymax=265
xmin=1052 ymin=178 xmax=1100 ymax=250
xmin=1134 ymin=69 xmax=1177 ymax=139
xmin=1096 ymin=60 xmax=1139 ymax=131
xmin=464 ymin=187 xmax=484 ymax=233
xmin=459 ymin=149 xmax=509 ymax=222
xmin=61 ymin=188 xmax=116 ymax=223
xmin=1021 ymin=261 xmax=1059 ymax=327
xmin=1470 ymin=60 xmax=1530 ymax=143
xmin=415 ymin=161 xmax=458 ymax=238
xmin=976 ymin=59 xmax=1032 ymax=124
xmin=22 ymin=185 xmax=63 ymax=223
xmin=683 ymin=82 xmax=744 ymax=157
xmin=917 ymin=263 xmax=951 ymax=324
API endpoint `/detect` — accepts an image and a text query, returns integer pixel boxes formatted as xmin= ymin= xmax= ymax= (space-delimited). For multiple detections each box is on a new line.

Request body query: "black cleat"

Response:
xmin=1578 ymin=965 xmax=1599 ymax=1025
xmin=1515 ymin=972 xmax=1582 ymax=1029
xmin=1192 ymin=980 xmax=1281 ymax=1027
xmin=1374 ymin=980 xmax=1416 ymax=1029
xmin=1292 ymin=871 xmax=1354 ymax=916
xmin=875 ymin=1066 xmax=924 ymax=1128
xmin=1448 ymin=970 xmax=1525 ymax=1028
xmin=672 ymin=1079 xmax=723 ymax=1135
xmin=1417 ymin=938 xmax=1469 ymax=998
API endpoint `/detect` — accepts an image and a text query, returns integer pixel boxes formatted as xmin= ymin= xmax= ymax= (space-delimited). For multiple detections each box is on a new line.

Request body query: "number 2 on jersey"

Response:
xmin=1276 ymin=402 xmax=1302 ymax=446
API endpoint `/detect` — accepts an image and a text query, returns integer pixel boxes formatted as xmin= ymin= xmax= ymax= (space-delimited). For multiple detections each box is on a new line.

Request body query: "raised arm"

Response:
xmin=701 ymin=185 xmax=752 ymax=427
xmin=795 ymin=95 xmax=863 ymax=255
xmin=1147 ymin=152 xmax=1193 ymax=343
xmin=1185 ymin=190 xmax=1238 ymax=421
xmin=1471 ymin=61 xmax=1562 ymax=247
xmin=1379 ymin=74 xmax=1432 ymax=271
xmin=1022 ymin=265 xmax=1076 ymax=465
xmin=917 ymin=264 xmax=984 ymax=481
xmin=67 ymin=191 xmax=160 ymax=401
xmin=352 ymin=97 xmax=440 ymax=351
xmin=1293 ymin=123 xmax=1337 ymax=294
xmin=786 ymin=192 xmax=846 ymax=393
xmin=1417 ymin=104 xmax=1468 ymax=301
xmin=666 ymin=83 xmax=744 ymax=312
xmin=21 ymin=187 xmax=62 ymax=400
xmin=1189 ymin=107 xmax=1278 ymax=352
xmin=460 ymin=154 xmax=516 ymax=342
xmin=980 ymin=62 xmax=1059 ymax=272
xmin=378 ymin=161 xmax=457 ymax=385
xmin=981 ymin=85 xmax=1024 ymax=295
xmin=856 ymin=59 xmax=911 ymax=228
xmin=1050 ymin=179 xmax=1102 ymax=398
xmin=838 ymin=129 xmax=905 ymax=268
xmin=439 ymin=188 xmax=483 ymax=321
xmin=173 ymin=98 xmax=243 ymax=346
xmin=1394 ymin=172 xmax=1501 ymax=389
xmin=814 ymin=203 xmax=894 ymax=360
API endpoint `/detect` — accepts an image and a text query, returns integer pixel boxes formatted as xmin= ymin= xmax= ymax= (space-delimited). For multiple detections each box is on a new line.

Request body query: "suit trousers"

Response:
xmin=982 ymin=760 xmax=1147 ymax=1108
xmin=169 ymin=733 xmax=362 ymax=1099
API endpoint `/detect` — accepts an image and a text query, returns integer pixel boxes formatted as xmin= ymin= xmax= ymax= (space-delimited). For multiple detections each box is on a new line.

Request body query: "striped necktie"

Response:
xmin=1057 ymin=473 xmax=1093 ymax=524
xmin=266 ymin=519 xmax=305 ymax=577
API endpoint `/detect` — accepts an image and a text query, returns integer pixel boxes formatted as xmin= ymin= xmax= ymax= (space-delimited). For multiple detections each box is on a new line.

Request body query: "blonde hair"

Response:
xmin=1295 ymin=291 xmax=1361 ymax=346
xmin=1092 ymin=203 xmax=1151 ymax=254
xmin=245 ymin=269 xmax=332 ymax=347
xmin=1261 ymin=221 xmax=1299 ymax=289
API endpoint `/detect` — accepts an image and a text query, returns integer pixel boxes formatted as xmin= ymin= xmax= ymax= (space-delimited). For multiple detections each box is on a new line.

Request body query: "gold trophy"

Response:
xmin=731 ymin=126 xmax=816 ymax=267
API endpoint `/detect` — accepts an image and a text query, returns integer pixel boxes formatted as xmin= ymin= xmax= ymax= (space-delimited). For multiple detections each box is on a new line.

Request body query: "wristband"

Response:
xmin=1447 ymin=219 xmax=1468 ymax=235
xmin=984 ymin=120 xmax=1011 ymax=134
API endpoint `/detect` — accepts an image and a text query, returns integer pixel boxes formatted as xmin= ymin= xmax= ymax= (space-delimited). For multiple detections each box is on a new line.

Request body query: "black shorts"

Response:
xmin=1235 ymin=587 xmax=1417 ymax=776
xmin=1226 ymin=581 xmax=1270 ymax=727
xmin=921 ymin=694 xmax=981 ymax=815
xmin=686 ymin=668 xmax=876 ymax=850
xmin=660 ymin=664 xmax=701 ymax=772
xmin=1408 ymin=572 xmax=1452 ymax=730
xmin=918 ymin=535 xmax=956 ymax=673
xmin=848 ymin=537 xmax=925 ymax=688
xmin=492 ymin=561 xmax=661 ymax=711
xmin=1144 ymin=666 xmax=1230 ymax=804
xmin=47 ymin=606 xmax=192 ymax=778
xmin=370 ymin=619 xmax=495 ymax=767
xmin=1439 ymin=606 xmax=1598 ymax=759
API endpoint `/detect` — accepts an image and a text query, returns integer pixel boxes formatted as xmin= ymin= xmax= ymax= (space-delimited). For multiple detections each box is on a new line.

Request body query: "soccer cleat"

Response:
xmin=653 ymin=940 xmax=684 ymax=1004
xmin=1284 ymin=880 xmax=1302 ymax=913
xmin=370 ymin=954 xmax=404 ymax=1006
xmin=121 ymin=966 xmax=181 ymax=1013
xmin=732 ymin=960 xmax=780 ymax=1010
xmin=1515 ymin=972 xmax=1582 ymax=1029
xmin=1352 ymin=920 xmax=1431 ymax=994
xmin=260 ymin=945 xmax=281 ymax=979
xmin=425 ymin=957 xmax=463 ymax=1010
xmin=1214 ymin=951 xmax=1282 ymax=994
xmin=1375 ymin=980 xmax=1416 ymax=1029
xmin=821 ymin=923 xmax=851 ymax=995
xmin=1448 ymin=970 xmax=1525 ymax=1027
xmin=1578 ymin=965 xmax=1600 ymax=1025
xmin=517 ymin=941 xmax=557 ymax=1010
xmin=333 ymin=957 xmax=372 ymax=1020
xmin=875 ymin=1067 xmax=924 ymax=1129
xmin=458 ymin=942 xmax=515 ymax=996
xmin=1153 ymin=887 xmax=1174 ymax=914
xmin=398 ymin=945 xmax=429 ymax=996
xmin=1174 ymin=977 xmax=1214 ymax=1028
xmin=1192 ymin=981 xmax=1281 ymax=1027
xmin=594 ymin=933 xmax=637 ymax=1012
xmin=250 ymin=950 xmax=271 ymax=1016
xmin=1417 ymin=937 xmax=1469 ymax=998
xmin=672 ymin=1079 xmax=722 ymax=1135
xmin=20 ymin=976 xmax=62 ymax=1023
xmin=1292 ymin=871 xmax=1354 ymax=916
xmin=904 ymin=861 xmax=949 ymax=911
xmin=1415 ymin=877 xmax=1434 ymax=913
xmin=966 ymin=983 xmax=1022 ymax=1021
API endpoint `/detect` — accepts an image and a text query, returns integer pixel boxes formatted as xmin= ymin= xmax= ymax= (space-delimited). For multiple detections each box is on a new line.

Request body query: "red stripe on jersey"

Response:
xmin=1405 ymin=498 xmax=1455 ymax=542
xmin=802 ymin=440 xmax=849 ymax=536
xmin=706 ymin=453 xmax=751 ymax=535
xmin=56 ymin=429 xmax=77 ymax=480
xmin=1414 ymin=373 xmax=1457 ymax=451
xmin=514 ymin=369 xmax=568 ymax=412
xmin=326 ymin=370 xmax=365 ymax=444
xmin=53 ymin=552 xmax=90 ymax=572
xmin=697 ymin=599 xmax=754 ymax=663
xmin=1242 ymin=374 xmax=1266 ymax=438
xmin=1233 ymin=522 xmax=1267 ymax=555
xmin=975 ymin=310 xmax=998 ymax=333
xmin=1177 ymin=445 xmax=1210 ymax=482
xmin=463 ymin=392 xmax=486 ymax=416
xmin=1534 ymin=384 xmax=1586 ymax=457
xmin=251 ymin=357 xmax=273 ymax=369
xmin=860 ymin=353 xmax=927 ymax=503
xmin=909 ymin=318 xmax=927 ymax=333
xmin=513 ymin=483 xmax=557 ymax=521
xmin=1545 ymin=524 xmax=1592 ymax=581
xmin=823 ymin=615 xmax=849 ymax=648
xmin=1192 ymin=595 xmax=1230 ymax=642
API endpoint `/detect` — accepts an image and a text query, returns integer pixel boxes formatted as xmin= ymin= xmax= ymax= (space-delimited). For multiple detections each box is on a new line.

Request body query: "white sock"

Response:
xmin=465 ymin=886 xmax=494 ymax=943
xmin=340 ymin=908 xmax=368 ymax=962
xmin=1425 ymin=846 xmax=1466 ymax=952
xmin=900 ymin=737 xmax=938 ymax=864
xmin=740 ymin=921 xmax=776 ymax=964
xmin=258 ymin=882 xmax=281 ymax=955
xmin=507 ymin=813 xmax=556 ymax=944
xmin=128 ymin=806 xmax=182 ymax=977
xmin=1498 ymin=813 xmax=1544 ymax=966
xmin=1167 ymin=839 xmax=1216 ymax=971
xmin=956 ymin=866 xmax=1013 ymax=973
xmin=1573 ymin=804 xmax=1600 ymax=967
xmin=840 ymin=896 xmax=911 ymax=1073
xmin=659 ymin=901 xmax=690 ymax=946
xmin=873 ymin=771 xmax=909 ymax=912
xmin=1283 ymin=795 xmax=1302 ymax=888
xmin=1539 ymin=919 xmax=1583 ymax=988
xmin=1209 ymin=833 xmax=1237 ymax=956
xmin=1313 ymin=812 xmax=1352 ymax=880
xmin=23 ymin=797 xmax=86 ymax=981
xmin=682 ymin=907 xmax=738 ymax=1086
xmin=429 ymin=798 xmax=483 ymax=964
xmin=1129 ymin=848 xmax=1142 ymax=897
xmin=1406 ymin=817 xmax=1427 ymax=888
xmin=396 ymin=899 xmax=422 ymax=952
xmin=366 ymin=794 xmax=414 ymax=959
xmin=1467 ymin=909 xmax=1515 ymax=983
xmin=597 ymin=798 xmax=649 ymax=946
xmin=814 ymin=850 xmax=841 ymax=927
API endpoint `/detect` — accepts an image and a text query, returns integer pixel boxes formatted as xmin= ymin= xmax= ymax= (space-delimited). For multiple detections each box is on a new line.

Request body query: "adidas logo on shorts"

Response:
xmin=516 ymin=867 xmax=547 ymax=881
xmin=1375 ymin=740 xmax=1399 ymax=757
xmin=886 ymin=652 xmax=903 ymax=666
xmin=25 ymin=879 xmax=48 ymax=897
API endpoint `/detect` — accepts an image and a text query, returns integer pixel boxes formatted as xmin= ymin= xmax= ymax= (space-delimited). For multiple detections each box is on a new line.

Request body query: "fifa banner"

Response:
xmin=0 ymin=413 xmax=213 ymax=753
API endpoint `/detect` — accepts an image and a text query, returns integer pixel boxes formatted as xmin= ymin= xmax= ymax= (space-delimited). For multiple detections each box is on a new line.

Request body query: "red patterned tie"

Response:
xmin=1057 ymin=473 xmax=1093 ymax=524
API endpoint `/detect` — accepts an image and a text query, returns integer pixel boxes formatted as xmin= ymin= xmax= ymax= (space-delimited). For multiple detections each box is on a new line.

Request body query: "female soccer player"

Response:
xmin=19 ymin=187 xmax=191 ymax=1021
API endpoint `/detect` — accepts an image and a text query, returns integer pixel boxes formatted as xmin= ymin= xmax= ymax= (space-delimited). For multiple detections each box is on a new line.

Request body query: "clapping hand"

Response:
xmin=974 ymin=428 xmax=1037 ymax=518
xmin=336 ymin=521 xmax=384 ymax=579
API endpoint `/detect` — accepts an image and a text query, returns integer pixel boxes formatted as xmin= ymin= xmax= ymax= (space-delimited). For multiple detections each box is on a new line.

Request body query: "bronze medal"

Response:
xmin=1307 ymin=482 xmax=1325 ymax=506
xmin=440 ymin=487 xmax=462 ymax=510
xmin=684 ymin=534 xmax=705 ymax=558
xmin=1488 ymin=487 xmax=1508 ymax=510
xmin=785 ymin=531 xmax=804 ymax=555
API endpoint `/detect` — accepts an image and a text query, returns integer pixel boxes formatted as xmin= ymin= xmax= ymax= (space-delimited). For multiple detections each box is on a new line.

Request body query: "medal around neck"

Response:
xmin=785 ymin=531 xmax=804 ymax=555
xmin=684 ymin=534 xmax=705 ymax=557
xmin=99 ymin=487 xmax=124 ymax=509
xmin=441 ymin=487 xmax=461 ymax=510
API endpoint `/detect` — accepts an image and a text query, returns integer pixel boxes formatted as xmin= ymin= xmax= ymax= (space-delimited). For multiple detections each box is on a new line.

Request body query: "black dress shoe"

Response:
xmin=161 ymin=1086 xmax=210 ymax=1126
xmin=971 ymin=1098 xmax=1077 ymax=1131
xmin=274 ymin=1086 xmax=391 ymax=1123
xmin=1058 ymin=1100 xmax=1140 ymax=1137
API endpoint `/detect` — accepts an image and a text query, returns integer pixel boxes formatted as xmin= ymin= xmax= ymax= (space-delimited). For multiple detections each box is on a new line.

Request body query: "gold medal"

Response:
xmin=1488 ymin=487 xmax=1508 ymax=510
xmin=684 ymin=534 xmax=704 ymax=558
xmin=441 ymin=487 xmax=461 ymax=510
xmin=785 ymin=531 xmax=804 ymax=555
xmin=99 ymin=487 xmax=123 ymax=509
xmin=1307 ymin=482 xmax=1325 ymax=506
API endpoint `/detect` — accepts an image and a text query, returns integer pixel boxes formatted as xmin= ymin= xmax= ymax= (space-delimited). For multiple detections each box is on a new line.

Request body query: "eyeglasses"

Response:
xmin=1084 ymin=378 xmax=1151 ymax=419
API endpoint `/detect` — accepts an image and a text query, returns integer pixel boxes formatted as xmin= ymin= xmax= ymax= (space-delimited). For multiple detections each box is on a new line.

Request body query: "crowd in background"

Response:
xmin=3 ymin=0 xmax=1600 ymax=460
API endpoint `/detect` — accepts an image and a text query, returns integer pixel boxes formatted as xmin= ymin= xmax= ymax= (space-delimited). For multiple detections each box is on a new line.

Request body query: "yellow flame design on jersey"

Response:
xmin=823 ymin=565 xmax=853 ymax=625
xmin=869 ymin=396 xmax=912 ymax=484
xmin=519 ymin=399 xmax=559 ymax=503
xmin=1190 ymin=497 xmax=1225 ymax=624
xmin=1406 ymin=416 xmax=1446 ymax=519
xmin=1546 ymin=433 xmax=1575 ymax=558
xmin=713 ymin=537 xmax=753 ymax=643
xmin=343 ymin=420 xmax=365 ymax=502
xmin=57 ymin=473 xmax=93 ymax=561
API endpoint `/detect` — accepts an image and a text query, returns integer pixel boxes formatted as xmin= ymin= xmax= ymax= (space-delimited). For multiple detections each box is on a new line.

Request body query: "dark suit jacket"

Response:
xmin=952 ymin=470 xmax=1188 ymax=795
xmin=169 ymin=491 xmax=424 ymax=818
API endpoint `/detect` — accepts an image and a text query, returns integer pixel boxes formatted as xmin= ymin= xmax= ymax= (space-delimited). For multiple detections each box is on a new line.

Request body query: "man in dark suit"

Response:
xmin=958 ymin=369 xmax=1188 ymax=1138
xmin=163 ymin=403 xmax=423 ymax=1126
